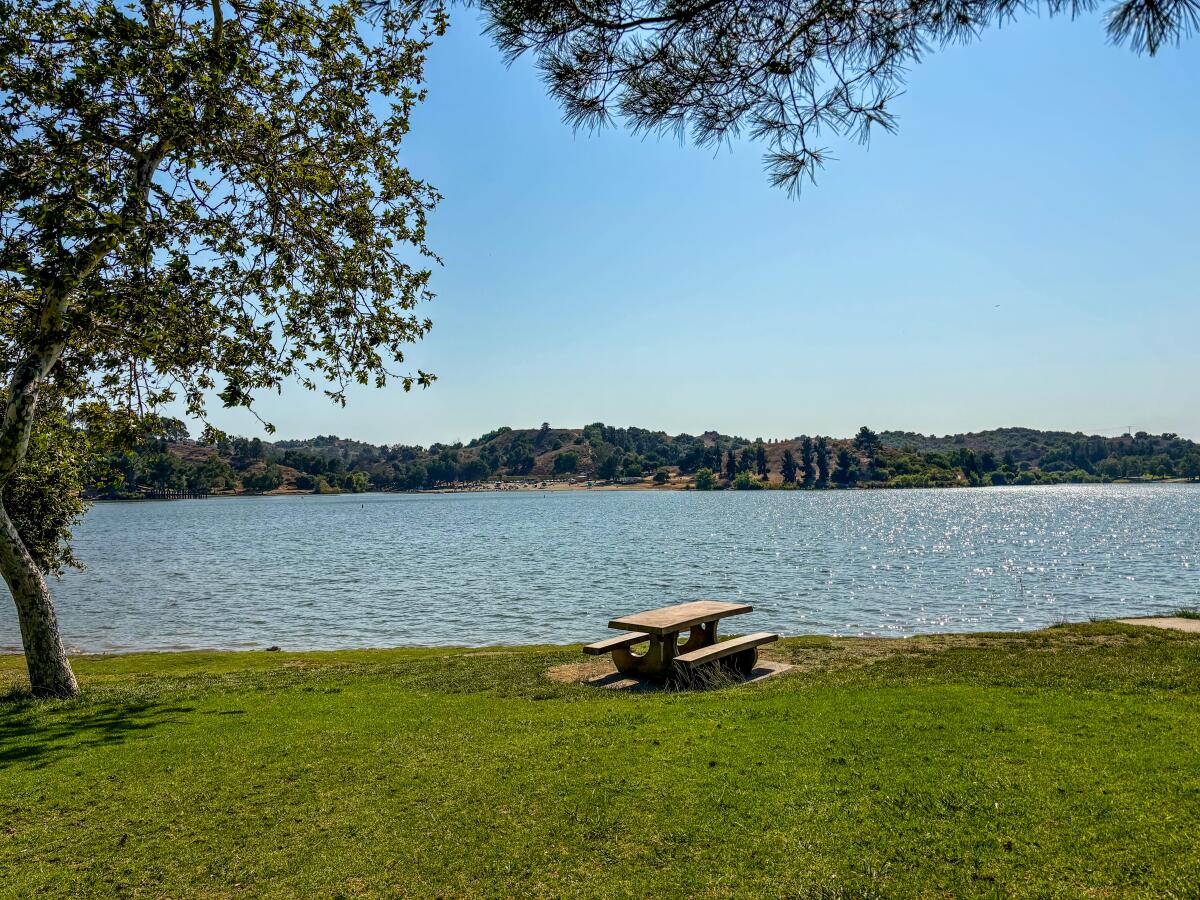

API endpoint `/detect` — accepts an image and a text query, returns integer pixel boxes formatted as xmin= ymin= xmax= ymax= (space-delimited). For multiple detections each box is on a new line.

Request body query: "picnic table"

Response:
xmin=583 ymin=600 xmax=778 ymax=681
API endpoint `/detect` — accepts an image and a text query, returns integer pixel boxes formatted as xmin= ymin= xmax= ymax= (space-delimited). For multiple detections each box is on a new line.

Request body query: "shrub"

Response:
xmin=553 ymin=451 xmax=579 ymax=474
xmin=242 ymin=464 xmax=283 ymax=494
xmin=732 ymin=470 xmax=764 ymax=490
xmin=313 ymin=477 xmax=340 ymax=494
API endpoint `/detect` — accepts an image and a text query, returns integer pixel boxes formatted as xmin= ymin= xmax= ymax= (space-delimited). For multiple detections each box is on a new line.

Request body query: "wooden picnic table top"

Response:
xmin=608 ymin=600 xmax=752 ymax=636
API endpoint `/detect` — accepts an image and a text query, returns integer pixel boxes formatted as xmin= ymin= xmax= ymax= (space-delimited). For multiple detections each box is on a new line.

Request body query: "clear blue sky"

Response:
xmin=208 ymin=12 xmax=1199 ymax=446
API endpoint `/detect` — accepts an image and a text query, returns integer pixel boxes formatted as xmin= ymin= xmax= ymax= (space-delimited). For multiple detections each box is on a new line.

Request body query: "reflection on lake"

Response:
xmin=2 ymin=484 xmax=1196 ymax=652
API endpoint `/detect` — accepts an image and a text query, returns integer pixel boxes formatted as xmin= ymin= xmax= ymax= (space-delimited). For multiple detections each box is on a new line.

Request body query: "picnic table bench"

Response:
xmin=584 ymin=600 xmax=778 ymax=681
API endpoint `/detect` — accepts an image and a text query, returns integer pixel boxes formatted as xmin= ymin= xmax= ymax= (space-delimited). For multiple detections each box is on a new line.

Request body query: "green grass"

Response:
xmin=1167 ymin=607 xmax=1200 ymax=619
xmin=2 ymin=622 xmax=1198 ymax=898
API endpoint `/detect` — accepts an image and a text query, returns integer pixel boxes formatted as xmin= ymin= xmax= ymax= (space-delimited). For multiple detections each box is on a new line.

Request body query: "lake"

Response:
xmin=2 ymin=484 xmax=1197 ymax=653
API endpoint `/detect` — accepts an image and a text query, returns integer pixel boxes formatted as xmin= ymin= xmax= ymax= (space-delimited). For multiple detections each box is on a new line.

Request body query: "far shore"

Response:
xmin=90 ymin=475 xmax=1198 ymax=501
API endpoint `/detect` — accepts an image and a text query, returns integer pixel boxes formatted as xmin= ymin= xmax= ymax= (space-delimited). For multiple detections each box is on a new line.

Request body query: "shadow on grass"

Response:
xmin=0 ymin=692 xmax=195 ymax=770
xmin=585 ymin=660 xmax=790 ymax=693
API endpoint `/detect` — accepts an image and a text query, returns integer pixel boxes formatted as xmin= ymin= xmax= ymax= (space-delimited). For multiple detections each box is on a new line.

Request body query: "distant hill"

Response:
xmin=88 ymin=422 xmax=1200 ymax=498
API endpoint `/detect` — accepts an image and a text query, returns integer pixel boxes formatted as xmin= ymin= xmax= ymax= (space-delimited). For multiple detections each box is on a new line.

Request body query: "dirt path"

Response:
xmin=1116 ymin=617 xmax=1200 ymax=633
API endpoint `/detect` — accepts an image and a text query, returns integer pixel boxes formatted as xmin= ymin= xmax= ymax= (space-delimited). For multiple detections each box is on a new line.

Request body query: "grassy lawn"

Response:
xmin=2 ymin=622 xmax=1198 ymax=898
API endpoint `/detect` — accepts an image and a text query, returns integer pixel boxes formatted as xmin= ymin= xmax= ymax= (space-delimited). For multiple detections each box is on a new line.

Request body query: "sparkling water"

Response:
xmin=3 ymin=484 xmax=1196 ymax=652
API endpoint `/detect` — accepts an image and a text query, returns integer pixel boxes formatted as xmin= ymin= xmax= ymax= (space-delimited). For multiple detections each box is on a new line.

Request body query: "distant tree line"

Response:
xmin=682 ymin=425 xmax=1200 ymax=491
xmin=87 ymin=421 xmax=1200 ymax=498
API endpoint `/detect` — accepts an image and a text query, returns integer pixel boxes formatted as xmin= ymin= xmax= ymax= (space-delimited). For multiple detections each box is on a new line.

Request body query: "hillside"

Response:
xmin=88 ymin=422 xmax=1200 ymax=498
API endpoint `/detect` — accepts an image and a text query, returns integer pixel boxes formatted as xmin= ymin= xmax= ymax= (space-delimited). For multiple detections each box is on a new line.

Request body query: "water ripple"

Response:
xmin=0 ymin=484 xmax=1196 ymax=652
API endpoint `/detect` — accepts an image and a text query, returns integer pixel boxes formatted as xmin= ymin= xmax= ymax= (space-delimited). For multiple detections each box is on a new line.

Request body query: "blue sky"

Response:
xmin=209 ymin=11 xmax=1199 ymax=445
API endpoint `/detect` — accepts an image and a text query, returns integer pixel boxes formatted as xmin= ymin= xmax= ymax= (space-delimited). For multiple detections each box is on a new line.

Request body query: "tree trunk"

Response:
xmin=0 ymin=141 xmax=164 ymax=699
xmin=0 ymin=330 xmax=80 ymax=698
xmin=0 ymin=497 xmax=78 ymax=698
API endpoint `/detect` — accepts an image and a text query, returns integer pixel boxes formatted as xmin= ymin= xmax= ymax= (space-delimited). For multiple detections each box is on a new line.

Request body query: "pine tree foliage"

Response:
xmin=481 ymin=0 xmax=1197 ymax=192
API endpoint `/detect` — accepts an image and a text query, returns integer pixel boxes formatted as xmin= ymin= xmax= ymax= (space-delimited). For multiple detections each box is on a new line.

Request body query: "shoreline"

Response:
xmin=89 ymin=477 xmax=1199 ymax=501
xmin=3 ymin=615 xmax=1195 ymax=659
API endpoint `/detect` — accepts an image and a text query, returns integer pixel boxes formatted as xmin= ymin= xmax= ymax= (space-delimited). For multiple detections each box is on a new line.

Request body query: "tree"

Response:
xmin=853 ymin=427 xmax=881 ymax=455
xmin=1 ymin=0 xmax=445 ymax=696
xmin=458 ymin=457 xmax=491 ymax=483
xmin=553 ymin=450 xmax=579 ymax=474
xmin=800 ymin=436 xmax=815 ymax=485
xmin=484 ymin=0 xmax=1191 ymax=194
xmin=146 ymin=452 xmax=185 ymax=492
xmin=694 ymin=467 xmax=717 ymax=490
xmin=429 ymin=450 xmax=462 ymax=483
xmin=705 ymin=444 xmax=723 ymax=472
xmin=652 ymin=466 xmax=670 ymax=484
xmin=595 ymin=446 xmax=621 ymax=480
xmin=833 ymin=448 xmax=858 ymax=485
xmin=504 ymin=436 xmax=536 ymax=474
xmin=190 ymin=455 xmax=235 ymax=493
xmin=1180 ymin=452 xmax=1200 ymax=481
xmin=243 ymin=464 xmax=283 ymax=494
xmin=755 ymin=443 xmax=769 ymax=479
xmin=398 ymin=463 xmax=428 ymax=490
xmin=815 ymin=437 xmax=830 ymax=486
xmin=780 ymin=449 xmax=798 ymax=484
xmin=724 ymin=450 xmax=737 ymax=482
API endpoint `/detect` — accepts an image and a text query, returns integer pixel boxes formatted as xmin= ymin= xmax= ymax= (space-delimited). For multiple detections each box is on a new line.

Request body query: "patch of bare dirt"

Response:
xmin=546 ymin=658 xmax=615 ymax=683
xmin=1117 ymin=617 xmax=1200 ymax=633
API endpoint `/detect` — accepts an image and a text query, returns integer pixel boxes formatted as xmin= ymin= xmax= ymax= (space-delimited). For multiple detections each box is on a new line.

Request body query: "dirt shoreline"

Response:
xmin=5 ymin=617 xmax=1199 ymax=658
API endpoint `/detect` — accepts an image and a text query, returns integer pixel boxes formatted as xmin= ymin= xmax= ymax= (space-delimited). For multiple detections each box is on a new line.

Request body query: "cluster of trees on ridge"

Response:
xmin=90 ymin=422 xmax=1200 ymax=498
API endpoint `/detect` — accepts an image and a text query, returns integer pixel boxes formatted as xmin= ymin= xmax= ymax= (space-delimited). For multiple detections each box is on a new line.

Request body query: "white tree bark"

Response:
xmin=0 ymin=142 xmax=166 ymax=697
xmin=0 ymin=499 xmax=77 ymax=697
xmin=0 ymin=290 xmax=79 ymax=697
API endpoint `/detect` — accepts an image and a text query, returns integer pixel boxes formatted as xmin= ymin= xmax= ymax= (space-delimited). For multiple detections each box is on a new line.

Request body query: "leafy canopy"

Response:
xmin=1 ymin=398 xmax=93 ymax=574
xmin=1 ymin=0 xmax=446 ymax=435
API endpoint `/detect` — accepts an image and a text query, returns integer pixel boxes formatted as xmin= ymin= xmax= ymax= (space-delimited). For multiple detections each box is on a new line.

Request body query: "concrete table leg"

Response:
xmin=612 ymin=630 xmax=682 ymax=680
xmin=677 ymin=620 xmax=717 ymax=655
xmin=611 ymin=621 xmax=723 ymax=680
